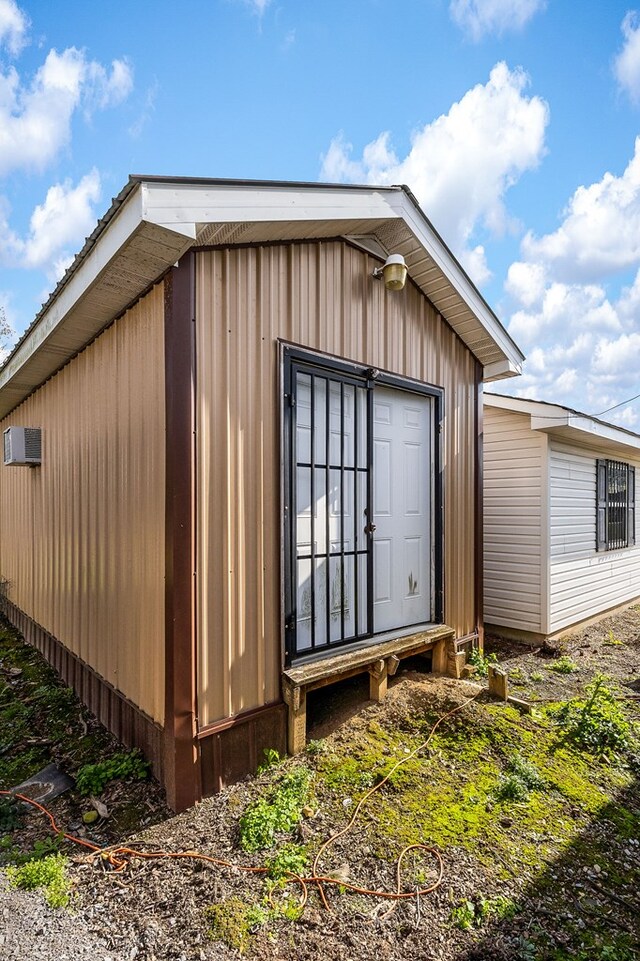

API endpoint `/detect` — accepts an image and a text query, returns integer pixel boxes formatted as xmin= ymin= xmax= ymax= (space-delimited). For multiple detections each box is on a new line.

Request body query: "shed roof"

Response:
xmin=0 ymin=176 xmax=525 ymax=418
xmin=484 ymin=393 xmax=640 ymax=459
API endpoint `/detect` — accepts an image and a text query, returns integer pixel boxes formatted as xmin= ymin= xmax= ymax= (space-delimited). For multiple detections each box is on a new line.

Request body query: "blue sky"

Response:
xmin=1 ymin=0 xmax=640 ymax=425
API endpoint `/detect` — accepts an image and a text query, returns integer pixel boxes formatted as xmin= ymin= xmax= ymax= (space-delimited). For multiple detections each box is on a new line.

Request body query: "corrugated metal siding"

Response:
xmin=549 ymin=441 xmax=640 ymax=632
xmin=483 ymin=406 xmax=545 ymax=632
xmin=195 ymin=242 xmax=479 ymax=728
xmin=0 ymin=286 xmax=166 ymax=723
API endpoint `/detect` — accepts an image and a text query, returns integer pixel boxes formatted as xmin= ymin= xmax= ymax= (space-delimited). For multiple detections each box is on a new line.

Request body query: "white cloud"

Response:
xmin=321 ymin=62 xmax=548 ymax=286
xmin=241 ymin=0 xmax=271 ymax=14
xmin=84 ymin=58 xmax=133 ymax=114
xmin=522 ymin=137 xmax=640 ymax=282
xmin=0 ymin=171 xmax=101 ymax=286
xmin=508 ymin=281 xmax=621 ymax=347
xmin=614 ymin=11 xmax=640 ymax=105
xmin=503 ymin=255 xmax=640 ymax=425
xmin=0 ymin=0 xmax=28 ymax=56
xmin=23 ymin=170 xmax=101 ymax=274
xmin=499 ymin=136 xmax=640 ymax=425
xmin=460 ymin=245 xmax=491 ymax=286
xmin=449 ymin=0 xmax=545 ymax=40
xmin=0 ymin=46 xmax=134 ymax=177
xmin=593 ymin=331 xmax=640 ymax=375
xmin=505 ymin=260 xmax=546 ymax=307
xmin=128 ymin=79 xmax=158 ymax=139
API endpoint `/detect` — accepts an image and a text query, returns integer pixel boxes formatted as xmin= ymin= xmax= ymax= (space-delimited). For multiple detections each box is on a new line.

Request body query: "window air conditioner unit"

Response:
xmin=3 ymin=427 xmax=42 ymax=466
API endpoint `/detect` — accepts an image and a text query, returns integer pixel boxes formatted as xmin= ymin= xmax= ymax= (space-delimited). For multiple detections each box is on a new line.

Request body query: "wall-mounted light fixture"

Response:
xmin=372 ymin=253 xmax=408 ymax=291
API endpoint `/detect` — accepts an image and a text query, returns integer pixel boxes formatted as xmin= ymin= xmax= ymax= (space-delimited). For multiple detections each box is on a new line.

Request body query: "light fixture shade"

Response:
xmin=382 ymin=254 xmax=407 ymax=291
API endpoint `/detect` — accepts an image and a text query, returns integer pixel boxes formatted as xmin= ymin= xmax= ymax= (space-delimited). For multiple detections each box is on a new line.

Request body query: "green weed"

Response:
xmin=265 ymin=842 xmax=308 ymax=881
xmin=239 ymin=766 xmax=312 ymax=852
xmin=552 ymin=675 xmax=633 ymax=757
xmin=0 ymin=794 xmax=22 ymax=831
xmin=6 ymin=853 xmax=71 ymax=908
xmin=257 ymin=748 xmax=282 ymax=774
xmin=467 ymin=648 xmax=498 ymax=678
xmin=549 ymin=655 xmax=578 ymax=674
xmin=450 ymin=895 xmax=518 ymax=929
xmin=495 ymin=754 xmax=544 ymax=802
xmin=75 ymin=749 xmax=150 ymax=796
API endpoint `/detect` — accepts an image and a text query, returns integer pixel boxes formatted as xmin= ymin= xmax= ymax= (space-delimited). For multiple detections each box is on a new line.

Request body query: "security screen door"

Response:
xmin=284 ymin=348 xmax=441 ymax=663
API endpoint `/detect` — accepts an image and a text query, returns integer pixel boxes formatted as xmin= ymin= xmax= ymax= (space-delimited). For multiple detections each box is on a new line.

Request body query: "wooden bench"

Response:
xmin=281 ymin=624 xmax=455 ymax=754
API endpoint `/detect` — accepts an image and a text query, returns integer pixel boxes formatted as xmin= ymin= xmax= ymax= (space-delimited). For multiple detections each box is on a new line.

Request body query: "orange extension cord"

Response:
xmin=0 ymin=688 xmax=481 ymax=912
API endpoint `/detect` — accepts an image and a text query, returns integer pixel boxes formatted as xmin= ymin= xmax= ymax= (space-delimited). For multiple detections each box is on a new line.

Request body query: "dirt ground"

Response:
xmin=1 ymin=606 xmax=640 ymax=961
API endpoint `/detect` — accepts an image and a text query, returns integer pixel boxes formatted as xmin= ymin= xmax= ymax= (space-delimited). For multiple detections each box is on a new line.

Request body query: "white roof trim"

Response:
xmin=0 ymin=178 xmax=524 ymax=417
xmin=384 ymin=193 xmax=522 ymax=373
xmin=484 ymin=393 xmax=640 ymax=456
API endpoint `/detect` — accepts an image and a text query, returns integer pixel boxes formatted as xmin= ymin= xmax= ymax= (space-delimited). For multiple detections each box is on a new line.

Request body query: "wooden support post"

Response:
xmin=488 ymin=665 xmax=508 ymax=701
xmin=282 ymin=679 xmax=307 ymax=755
xmin=448 ymin=651 xmax=467 ymax=679
xmin=368 ymin=659 xmax=388 ymax=702
xmin=387 ymin=654 xmax=400 ymax=677
xmin=432 ymin=639 xmax=447 ymax=675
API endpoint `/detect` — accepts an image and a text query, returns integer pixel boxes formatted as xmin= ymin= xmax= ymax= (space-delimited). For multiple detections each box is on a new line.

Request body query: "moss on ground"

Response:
xmin=307 ymin=691 xmax=639 ymax=887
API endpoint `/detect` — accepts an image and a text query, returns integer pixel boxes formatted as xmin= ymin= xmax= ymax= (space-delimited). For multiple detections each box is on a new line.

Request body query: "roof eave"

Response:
xmin=0 ymin=178 xmax=524 ymax=417
xmin=484 ymin=393 xmax=640 ymax=456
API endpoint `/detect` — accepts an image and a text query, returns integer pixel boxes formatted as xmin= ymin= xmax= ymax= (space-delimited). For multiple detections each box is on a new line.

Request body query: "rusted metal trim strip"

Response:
xmin=196 ymin=700 xmax=284 ymax=740
xmin=0 ymin=599 xmax=164 ymax=779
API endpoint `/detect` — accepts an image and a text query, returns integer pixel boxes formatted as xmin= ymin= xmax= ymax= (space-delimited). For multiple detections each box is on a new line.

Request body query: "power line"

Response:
xmin=594 ymin=392 xmax=640 ymax=417
xmin=486 ymin=391 xmax=640 ymax=424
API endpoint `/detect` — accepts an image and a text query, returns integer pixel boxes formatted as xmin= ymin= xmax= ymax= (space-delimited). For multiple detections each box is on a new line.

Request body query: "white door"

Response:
xmin=373 ymin=386 xmax=432 ymax=632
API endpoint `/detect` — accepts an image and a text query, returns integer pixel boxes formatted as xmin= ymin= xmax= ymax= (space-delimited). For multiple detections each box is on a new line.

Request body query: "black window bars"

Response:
xmin=283 ymin=345 xmax=444 ymax=664
xmin=596 ymin=459 xmax=636 ymax=552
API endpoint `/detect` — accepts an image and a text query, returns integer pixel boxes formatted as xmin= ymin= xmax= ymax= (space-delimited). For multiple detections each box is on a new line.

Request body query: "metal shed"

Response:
xmin=0 ymin=177 xmax=523 ymax=810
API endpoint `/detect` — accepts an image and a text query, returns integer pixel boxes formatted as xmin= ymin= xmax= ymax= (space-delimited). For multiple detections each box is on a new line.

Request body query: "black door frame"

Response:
xmin=282 ymin=343 xmax=444 ymax=664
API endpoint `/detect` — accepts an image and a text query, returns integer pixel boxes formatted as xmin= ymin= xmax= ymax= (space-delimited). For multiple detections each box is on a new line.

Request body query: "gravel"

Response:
xmin=2 ymin=604 xmax=640 ymax=960
xmin=0 ymin=873 xmax=128 ymax=961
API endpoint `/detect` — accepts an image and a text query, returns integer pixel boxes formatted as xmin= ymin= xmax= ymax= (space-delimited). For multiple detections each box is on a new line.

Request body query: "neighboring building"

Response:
xmin=0 ymin=177 xmax=524 ymax=810
xmin=484 ymin=393 xmax=639 ymax=643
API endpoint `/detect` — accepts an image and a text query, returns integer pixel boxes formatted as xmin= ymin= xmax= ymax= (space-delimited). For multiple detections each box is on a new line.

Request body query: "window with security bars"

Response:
xmin=596 ymin=459 xmax=636 ymax=552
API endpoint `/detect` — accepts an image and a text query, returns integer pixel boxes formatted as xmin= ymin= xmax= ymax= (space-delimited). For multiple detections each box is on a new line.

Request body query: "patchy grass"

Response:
xmin=0 ymin=618 xmax=168 ymax=867
xmin=6 ymin=853 xmax=71 ymax=908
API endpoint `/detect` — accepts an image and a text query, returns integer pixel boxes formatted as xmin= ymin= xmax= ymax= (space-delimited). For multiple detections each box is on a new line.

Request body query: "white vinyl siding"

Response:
xmin=483 ymin=407 xmax=545 ymax=633
xmin=548 ymin=441 xmax=640 ymax=633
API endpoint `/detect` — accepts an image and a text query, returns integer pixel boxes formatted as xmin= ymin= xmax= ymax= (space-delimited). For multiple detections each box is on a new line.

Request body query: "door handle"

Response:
xmin=364 ymin=522 xmax=377 ymax=535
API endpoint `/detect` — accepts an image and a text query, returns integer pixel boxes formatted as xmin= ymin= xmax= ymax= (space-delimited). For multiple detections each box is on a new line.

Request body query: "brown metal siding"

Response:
xmin=195 ymin=242 xmax=478 ymax=728
xmin=0 ymin=285 xmax=166 ymax=723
